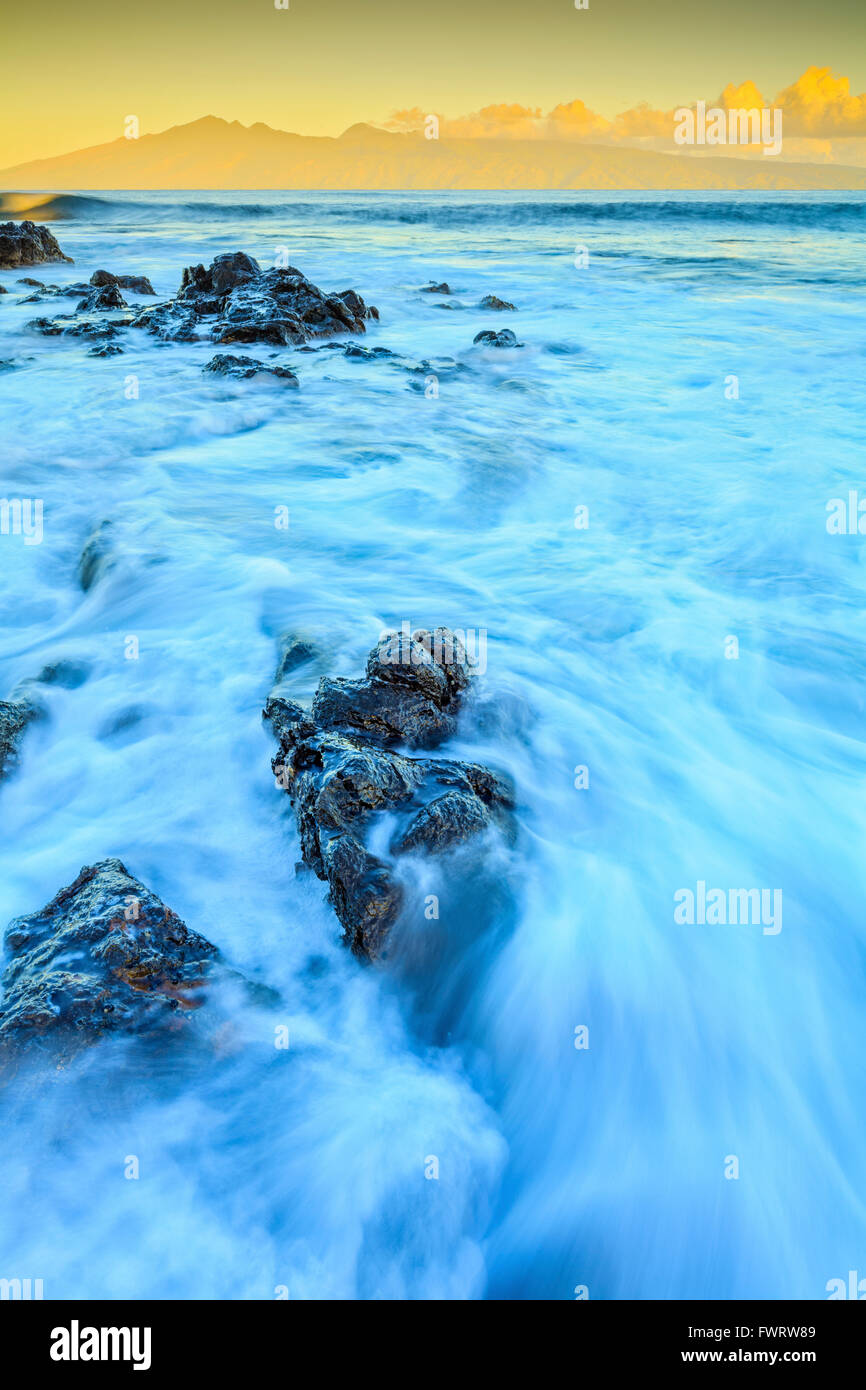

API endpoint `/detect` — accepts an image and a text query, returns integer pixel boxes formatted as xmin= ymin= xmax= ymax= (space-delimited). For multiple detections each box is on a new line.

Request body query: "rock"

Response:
xmin=274 ymin=633 xmax=322 ymax=683
xmin=35 ymin=659 xmax=90 ymax=689
xmin=473 ymin=328 xmax=522 ymax=348
xmin=88 ymin=342 xmax=124 ymax=357
xmin=78 ymin=520 xmax=114 ymax=592
xmin=90 ymin=269 xmax=155 ymax=295
xmin=0 ymin=358 xmax=17 ymax=371
xmin=26 ymin=313 xmax=130 ymax=340
xmin=203 ymin=353 xmax=298 ymax=385
xmin=17 ymin=277 xmax=45 ymax=287
xmin=134 ymin=254 xmax=377 ymax=347
xmin=264 ymin=628 xmax=513 ymax=960
xmin=0 ymin=860 xmax=221 ymax=1074
xmin=479 ymin=295 xmax=517 ymax=311
xmin=0 ymin=697 xmax=40 ymax=780
xmin=0 ymin=221 xmax=72 ymax=271
xmin=0 ymin=284 xmax=6 ymax=294
xmin=422 ymin=282 xmax=452 ymax=294
xmin=76 ymin=283 xmax=127 ymax=312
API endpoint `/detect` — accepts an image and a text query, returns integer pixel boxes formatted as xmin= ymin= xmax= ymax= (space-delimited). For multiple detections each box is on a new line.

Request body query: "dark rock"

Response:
xmin=264 ymin=628 xmax=513 ymax=960
xmin=0 ymin=697 xmax=40 ymax=780
xmin=0 ymin=358 xmax=18 ymax=371
xmin=0 ymin=284 xmax=6 ymax=294
xmin=274 ymin=633 xmax=322 ymax=683
xmin=473 ymin=328 xmax=522 ymax=348
xmin=337 ymin=288 xmax=378 ymax=321
xmin=76 ymin=283 xmax=127 ymax=312
xmin=17 ymin=276 xmax=45 ymax=288
xmin=78 ymin=520 xmax=114 ymax=592
xmin=479 ymin=295 xmax=517 ymax=311
xmin=423 ymin=282 xmax=452 ymax=294
xmin=134 ymin=254 xmax=377 ymax=348
xmin=91 ymin=269 xmax=155 ymax=295
xmin=204 ymin=353 xmax=298 ymax=385
xmin=0 ymin=860 xmax=220 ymax=1073
xmin=88 ymin=342 xmax=124 ymax=357
xmin=26 ymin=313 xmax=130 ymax=340
xmin=0 ymin=222 xmax=72 ymax=271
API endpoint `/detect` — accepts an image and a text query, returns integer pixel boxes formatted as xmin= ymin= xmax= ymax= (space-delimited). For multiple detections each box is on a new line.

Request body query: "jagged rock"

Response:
xmin=473 ymin=328 xmax=522 ymax=348
xmin=76 ymin=283 xmax=127 ymax=312
xmin=264 ymin=628 xmax=513 ymax=960
xmin=479 ymin=295 xmax=517 ymax=311
xmin=0 ymin=697 xmax=40 ymax=780
xmin=423 ymin=282 xmax=452 ymax=294
xmin=134 ymin=254 xmax=377 ymax=347
xmin=17 ymin=276 xmax=45 ymax=287
xmin=0 ymin=221 xmax=72 ymax=271
xmin=0 ymin=860 xmax=221 ymax=1073
xmin=88 ymin=342 xmax=124 ymax=357
xmin=204 ymin=353 xmax=298 ymax=385
xmin=26 ymin=314 xmax=130 ymax=340
xmin=91 ymin=269 xmax=155 ymax=295
xmin=78 ymin=520 xmax=114 ymax=591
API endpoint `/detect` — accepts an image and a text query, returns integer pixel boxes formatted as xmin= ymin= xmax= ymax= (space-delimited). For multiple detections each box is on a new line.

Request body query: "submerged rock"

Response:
xmin=91 ymin=269 xmax=155 ymax=295
xmin=473 ymin=328 xmax=522 ymax=348
xmin=0 ymin=860 xmax=221 ymax=1073
xmin=422 ymin=282 xmax=452 ymax=294
xmin=204 ymin=352 xmax=298 ymax=385
xmin=78 ymin=520 xmax=115 ymax=591
xmin=0 ymin=222 xmax=72 ymax=271
xmin=134 ymin=253 xmax=378 ymax=347
xmin=479 ymin=295 xmax=517 ymax=311
xmin=0 ymin=696 xmax=40 ymax=780
xmin=265 ymin=628 xmax=513 ymax=961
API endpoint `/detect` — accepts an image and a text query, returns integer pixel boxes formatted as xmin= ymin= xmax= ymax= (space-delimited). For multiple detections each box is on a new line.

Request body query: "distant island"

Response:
xmin=1 ymin=116 xmax=864 ymax=191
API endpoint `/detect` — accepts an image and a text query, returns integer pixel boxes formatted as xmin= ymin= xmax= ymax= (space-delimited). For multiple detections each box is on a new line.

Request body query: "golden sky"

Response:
xmin=1 ymin=0 xmax=864 ymax=167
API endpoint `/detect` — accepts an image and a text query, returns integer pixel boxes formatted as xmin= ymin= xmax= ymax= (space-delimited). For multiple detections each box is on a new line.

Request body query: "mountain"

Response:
xmin=1 ymin=116 xmax=864 ymax=190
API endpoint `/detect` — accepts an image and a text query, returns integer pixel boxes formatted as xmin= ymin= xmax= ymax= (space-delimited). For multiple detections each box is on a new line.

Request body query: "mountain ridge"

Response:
xmin=1 ymin=116 xmax=864 ymax=190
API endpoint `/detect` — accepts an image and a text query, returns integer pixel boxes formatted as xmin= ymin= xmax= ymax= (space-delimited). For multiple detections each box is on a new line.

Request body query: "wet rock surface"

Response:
xmin=0 ymin=696 xmax=40 ymax=780
xmin=422 ymin=282 xmax=452 ymax=294
xmin=0 ymin=860 xmax=221 ymax=1073
xmin=0 ymin=221 xmax=72 ymax=270
xmin=473 ymin=328 xmax=522 ymax=348
xmin=134 ymin=253 xmax=378 ymax=347
xmin=204 ymin=352 xmax=298 ymax=385
xmin=91 ymin=269 xmax=155 ymax=295
xmin=78 ymin=520 xmax=115 ymax=591
xmin=265 ymin=628 xmax=514 ymax=961
xmin=479 ymin=295 xmax=517 ymax=311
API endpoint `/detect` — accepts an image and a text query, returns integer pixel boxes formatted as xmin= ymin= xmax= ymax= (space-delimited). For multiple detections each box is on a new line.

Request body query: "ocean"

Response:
xmin=0 ymin=189 xmax=864 ymax=1299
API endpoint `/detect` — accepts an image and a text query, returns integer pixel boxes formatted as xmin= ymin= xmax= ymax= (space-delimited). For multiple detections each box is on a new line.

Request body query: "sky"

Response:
xmin=1 ymin=0 xmax=864 ymax=166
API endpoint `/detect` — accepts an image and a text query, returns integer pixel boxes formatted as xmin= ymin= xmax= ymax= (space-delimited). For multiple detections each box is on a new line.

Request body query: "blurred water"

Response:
xmin=0 ymin=190 xmax=864 ymax=1299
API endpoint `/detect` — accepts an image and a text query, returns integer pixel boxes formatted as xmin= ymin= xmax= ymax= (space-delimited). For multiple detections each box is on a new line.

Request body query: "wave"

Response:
xmin=2 ymin=190 xmax=864 ymax=229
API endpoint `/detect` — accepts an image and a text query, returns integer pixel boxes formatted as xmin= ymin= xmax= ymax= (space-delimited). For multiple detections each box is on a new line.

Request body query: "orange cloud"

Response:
xmin=378 ymin=68 xmax=866 ymax=163
xmin=772 ymin=66 xmax=866 ymax=136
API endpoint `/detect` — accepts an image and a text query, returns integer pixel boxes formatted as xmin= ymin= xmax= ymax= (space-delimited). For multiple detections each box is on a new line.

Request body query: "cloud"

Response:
xmin=772 ymin=66 xmax=866 ymax=136
xmin=378 ymin=69 xmax=866 ymax=164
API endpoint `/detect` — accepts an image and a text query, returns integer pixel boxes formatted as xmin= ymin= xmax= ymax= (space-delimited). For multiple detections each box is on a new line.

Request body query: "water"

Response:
xmin=1 ymin=190 xmax=865 ymax=1300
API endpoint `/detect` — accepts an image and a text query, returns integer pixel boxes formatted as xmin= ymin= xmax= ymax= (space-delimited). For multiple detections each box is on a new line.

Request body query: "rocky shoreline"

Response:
xmin=2 ymin=220 xmax=520 ymax=372
xmin=0 ymin=221 xmax=521 ymax=1082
